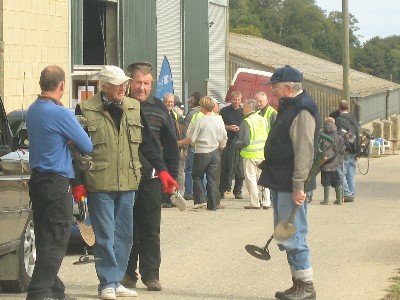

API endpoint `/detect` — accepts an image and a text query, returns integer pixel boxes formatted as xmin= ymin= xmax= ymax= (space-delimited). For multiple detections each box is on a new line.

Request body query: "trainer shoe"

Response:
xmin=144 ymin=279 xmax=163 ymax=291
xmin=99 ymin=287 xmax=116 ymax=300
xmin=244 ymin=205 xmax=261 ymax=209
xmin=115 ymin=285 xmax=138 ymax=297
xmin=344 ymin=195 xmax=354 ymax=202
xmin=161 ymin=202 xmax=172 ymax=208
xmin=193 ymin=203 xmax=207 ymax=209
xmin=234 ymin=193 xmax=243 ymax=199
xmin=120 ymin=274 xmax=137 ymax=288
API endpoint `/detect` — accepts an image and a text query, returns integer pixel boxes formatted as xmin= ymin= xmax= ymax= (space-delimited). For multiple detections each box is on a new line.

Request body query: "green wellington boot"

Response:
xmin=333 ymin=186 xmax=343 ymax=205
xmin=320 ymin=186 xmax=330 ymax=205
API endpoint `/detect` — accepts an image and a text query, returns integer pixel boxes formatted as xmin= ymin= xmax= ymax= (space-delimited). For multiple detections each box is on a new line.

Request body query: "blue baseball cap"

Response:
xmin=263 ymin=65 xmax=303 ymax=85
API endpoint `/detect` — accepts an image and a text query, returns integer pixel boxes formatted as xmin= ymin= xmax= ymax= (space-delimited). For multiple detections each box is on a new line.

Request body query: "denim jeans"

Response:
xmin=338 ymin=153 xmax=356 ymax=197
xmin=87 ymin=191 xmax=135 ymax=291
xmin=192 ymin=149 xmax=220 ymax=210
xmin=184 ymin=145 xmax=195 ymax=197
xmin=271 ymin=190 xmax=311 ymax=271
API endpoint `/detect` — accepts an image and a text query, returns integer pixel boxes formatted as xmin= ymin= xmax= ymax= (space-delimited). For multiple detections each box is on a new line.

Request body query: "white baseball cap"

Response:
xmin=99 ymin=65 xmax=131 ymax=85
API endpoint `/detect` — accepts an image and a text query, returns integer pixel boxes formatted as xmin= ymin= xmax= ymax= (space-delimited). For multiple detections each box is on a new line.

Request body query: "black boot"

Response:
xmin=275 ymin=277 xmax=297 ymax=299
xmin=283 ymin=279 xmax=316 ymax=300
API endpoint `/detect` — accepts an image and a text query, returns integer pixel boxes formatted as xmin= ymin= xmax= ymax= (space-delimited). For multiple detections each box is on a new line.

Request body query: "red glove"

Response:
xmin=158 ymin=171 xmax=179 ymax=194
xmin=72 ymin=184 xmax=87 ymax=203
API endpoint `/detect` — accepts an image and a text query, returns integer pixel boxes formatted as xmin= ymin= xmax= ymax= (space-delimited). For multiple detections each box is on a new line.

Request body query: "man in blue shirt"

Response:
xmin=26 ymin=65 xmax=93 ymax=300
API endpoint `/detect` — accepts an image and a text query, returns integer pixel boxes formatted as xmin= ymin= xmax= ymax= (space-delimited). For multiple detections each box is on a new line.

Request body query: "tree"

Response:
xmin=228 ymin=0 xmax=400 ymax=83
xmin=353 ymin=36 xmax=400 ymax=83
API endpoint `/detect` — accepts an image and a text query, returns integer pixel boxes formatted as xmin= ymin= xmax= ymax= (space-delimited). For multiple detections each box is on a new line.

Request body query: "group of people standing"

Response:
xmin=26 ymin=63 xmax=361 ymax=300
xmin=318 ymin=100 xmax=360 ymax=205
xmin=175 ymin=89 xmax=278 ymax=211
xmin=26 ymin=63 xmax=179 ymax=300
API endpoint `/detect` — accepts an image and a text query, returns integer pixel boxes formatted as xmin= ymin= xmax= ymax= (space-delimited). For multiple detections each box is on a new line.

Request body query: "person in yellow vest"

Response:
xmin=237 ymin=99 xmax=271 ymax=209
xmin=255 ymin=91 xmax=277 ymax=134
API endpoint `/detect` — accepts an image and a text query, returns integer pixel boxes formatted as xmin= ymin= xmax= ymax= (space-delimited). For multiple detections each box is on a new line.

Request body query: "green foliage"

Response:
xmin=383 ymin=270 xmax=400 ymax=299
xmin=229 ymin=0 xmax=400 ymax=83
xmin=353 ymin=36 xmax=400 ymax=83
xmin=232 ymin=25 xmax=263 ymax=38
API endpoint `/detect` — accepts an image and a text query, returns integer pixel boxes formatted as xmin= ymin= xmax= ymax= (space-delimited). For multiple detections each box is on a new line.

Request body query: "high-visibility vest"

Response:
xmin=190 ymin=111 xmax=221 ymax=124
xmin=191 ymin=111 xmax=204 ymax=124
xmin=240 ymin=113 xmax=268 ymax=159
xmin=258 ymin=105 xmax=276 ymax=134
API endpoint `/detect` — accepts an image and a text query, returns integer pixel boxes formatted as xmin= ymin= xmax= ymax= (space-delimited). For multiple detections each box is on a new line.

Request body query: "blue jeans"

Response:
xmin=271 ymin=190 xmax=311 ymax=271
xmin=87 ymin=191 xmax=135 ymax=291
xmin=338 ymin=153 xmax=356 ymax=197
xmin=184 ymin=145 xmax=195 ymax=197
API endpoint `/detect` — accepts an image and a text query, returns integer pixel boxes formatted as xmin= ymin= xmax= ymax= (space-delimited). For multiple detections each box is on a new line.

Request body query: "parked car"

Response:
xmin=0 ymin=104 xmax=91 ymax=293
xmin=6 ymin=109 xmax=90 ymax=245
xmin=0 ymin=98 xmax=34 ymax=292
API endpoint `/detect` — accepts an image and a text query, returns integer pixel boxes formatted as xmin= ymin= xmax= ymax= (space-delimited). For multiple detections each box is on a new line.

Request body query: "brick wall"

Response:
xmin=1 ymin=0 xmax=70 ymax=112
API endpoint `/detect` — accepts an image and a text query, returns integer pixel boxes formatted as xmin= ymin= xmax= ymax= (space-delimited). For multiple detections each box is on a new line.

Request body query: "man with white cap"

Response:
xmin=76 ymin=65 xmax=177 ymax=299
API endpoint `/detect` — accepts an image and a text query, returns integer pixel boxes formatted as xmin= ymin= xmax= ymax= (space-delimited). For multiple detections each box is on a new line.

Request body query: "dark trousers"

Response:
xmin=127 ymin=178 xmax=162 ymax=283
xmin=192 ymin=149 xmax=220 ymax=210
xmin=321 ymin=170 xmax=341 ymax=187
xmin=26 ymin=171 xmax=72 ymax=300
xmin=219 ymin=140 xmax=244 ymax=195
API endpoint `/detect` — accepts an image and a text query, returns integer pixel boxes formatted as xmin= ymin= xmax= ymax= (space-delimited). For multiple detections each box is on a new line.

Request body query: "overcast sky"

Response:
xmin=315 ymin=0 xmax=400 ymax=43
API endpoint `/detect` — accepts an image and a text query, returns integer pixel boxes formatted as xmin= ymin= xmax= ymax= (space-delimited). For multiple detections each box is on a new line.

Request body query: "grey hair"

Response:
xmin=163 ymin=93 xmax=174 ymax=101
xmin=243 ymin=98 xmax=259 ymax=111
xmin=291 ymin=82 xmax=303 ymax=92
xmin=255 ymin=91 xmax=267 ymax=97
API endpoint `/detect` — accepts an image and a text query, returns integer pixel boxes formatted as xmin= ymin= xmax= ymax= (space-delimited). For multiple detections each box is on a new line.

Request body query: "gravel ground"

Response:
xmin=1 ymin=153 xmax=399 ymax=300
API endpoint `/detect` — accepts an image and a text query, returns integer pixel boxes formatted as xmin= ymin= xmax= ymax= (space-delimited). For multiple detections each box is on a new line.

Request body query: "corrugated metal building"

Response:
xmin=70 ymin=0 xmax=228 ymax=108
xmin=229 ymin=33 xmax=400 ymax=125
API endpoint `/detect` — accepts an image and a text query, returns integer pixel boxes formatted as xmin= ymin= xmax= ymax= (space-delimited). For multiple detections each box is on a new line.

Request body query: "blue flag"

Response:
xmin=155 ymin=55 xmax=174 ymax=99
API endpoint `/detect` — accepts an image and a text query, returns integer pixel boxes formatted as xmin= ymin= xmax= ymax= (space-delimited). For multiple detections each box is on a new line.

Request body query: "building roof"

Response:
xmin=229 ymin=33 xmax=400 ymax=97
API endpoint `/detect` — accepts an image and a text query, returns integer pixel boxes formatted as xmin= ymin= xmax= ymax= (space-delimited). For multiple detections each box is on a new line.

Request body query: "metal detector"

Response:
xmin=245 ymin=133 xmax=334 ymax=261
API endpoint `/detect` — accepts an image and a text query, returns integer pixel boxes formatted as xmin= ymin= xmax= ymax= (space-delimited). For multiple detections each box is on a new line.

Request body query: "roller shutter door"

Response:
xmin=208 ymin=2 xmax=227 ymax=101
xmin=156 ymin=0 xmax=182 ymax=99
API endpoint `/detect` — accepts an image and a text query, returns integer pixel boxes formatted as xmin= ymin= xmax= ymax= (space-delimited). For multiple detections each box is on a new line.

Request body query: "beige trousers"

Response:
xmin=243 ymin=158 xmax=271 ymax=207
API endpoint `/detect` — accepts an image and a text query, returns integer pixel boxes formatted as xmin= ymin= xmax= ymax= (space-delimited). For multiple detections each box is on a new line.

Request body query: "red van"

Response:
xmin=225 ymin=68 xmax=278 ymax=109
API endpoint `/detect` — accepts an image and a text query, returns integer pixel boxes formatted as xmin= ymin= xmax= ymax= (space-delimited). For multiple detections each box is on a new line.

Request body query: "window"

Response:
xmin=72 ymin=0 xmax=119 ymax=66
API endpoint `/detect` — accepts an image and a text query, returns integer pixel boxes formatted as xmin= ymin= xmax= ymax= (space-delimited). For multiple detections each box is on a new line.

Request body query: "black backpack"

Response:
xmin=336 ymin=113 xmax=360 ymax=154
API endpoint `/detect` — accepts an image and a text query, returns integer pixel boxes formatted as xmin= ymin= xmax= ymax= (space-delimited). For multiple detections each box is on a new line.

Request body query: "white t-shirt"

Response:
xmin=187 ymin=115 xmax=227 ymax=153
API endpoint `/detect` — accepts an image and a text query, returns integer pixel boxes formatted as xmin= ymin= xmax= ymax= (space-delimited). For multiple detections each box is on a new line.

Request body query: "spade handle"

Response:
xmin=288 ymin=205 xmax=299 ymax=224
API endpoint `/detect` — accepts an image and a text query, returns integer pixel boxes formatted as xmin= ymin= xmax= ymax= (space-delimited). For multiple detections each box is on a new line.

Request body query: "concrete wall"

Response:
xmin=1 ymin=0 xmax=69 ymax=112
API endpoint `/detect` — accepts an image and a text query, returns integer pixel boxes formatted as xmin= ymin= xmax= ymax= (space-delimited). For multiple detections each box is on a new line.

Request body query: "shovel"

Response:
xmin=273 ymin=155 xmax=330 ymax=242
xmin=73 ymin=196 xmax=98 ymax=266
xmin=76 ymin=196 xmax=95 ymax=247
xmin=274 ymin=204 xmax=299 ymax=242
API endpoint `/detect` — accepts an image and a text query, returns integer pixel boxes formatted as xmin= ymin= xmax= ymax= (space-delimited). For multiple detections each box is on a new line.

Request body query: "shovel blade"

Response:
xmin=274 ymin=221 xmax=296 ymax=242
xmin=77 ymin=222 xmax=96 ymax=246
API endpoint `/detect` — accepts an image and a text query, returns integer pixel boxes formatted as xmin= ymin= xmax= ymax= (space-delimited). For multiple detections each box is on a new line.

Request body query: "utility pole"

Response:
xmin=342 ymin=0 xmax=350 ymax=101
